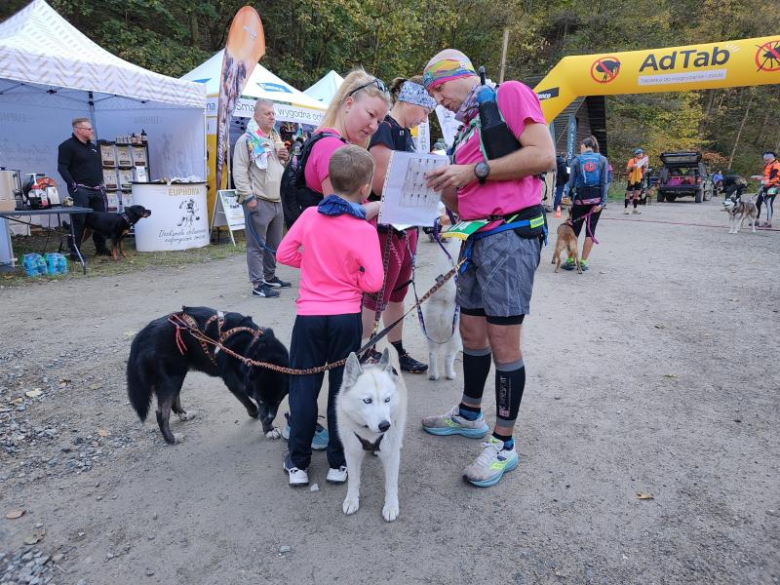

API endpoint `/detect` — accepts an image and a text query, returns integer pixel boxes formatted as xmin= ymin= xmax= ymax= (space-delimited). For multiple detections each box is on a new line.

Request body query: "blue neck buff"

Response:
xmin=317 ymin=195 xmax=367 ymax=219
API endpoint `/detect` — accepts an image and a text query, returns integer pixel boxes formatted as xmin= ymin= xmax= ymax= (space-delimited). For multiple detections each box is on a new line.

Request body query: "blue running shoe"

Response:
xmin=421 ymin=406 xmax=489 ymax=439
xmin=281 ymin=413 xmax=329 ymax=450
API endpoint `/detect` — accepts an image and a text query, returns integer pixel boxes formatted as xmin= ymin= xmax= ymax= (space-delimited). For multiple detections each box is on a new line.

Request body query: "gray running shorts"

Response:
xmin=457 ymin=230 xmax=542 ymax=318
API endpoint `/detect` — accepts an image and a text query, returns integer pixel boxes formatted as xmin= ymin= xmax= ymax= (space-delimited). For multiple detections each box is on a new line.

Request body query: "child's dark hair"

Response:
xmin=582 ymin=135 xmax=600 ymax=152
xmin=329 ymin=145 xmax=375 ymax=195
xmin=388 ymin=75 xmax=425 ymax=104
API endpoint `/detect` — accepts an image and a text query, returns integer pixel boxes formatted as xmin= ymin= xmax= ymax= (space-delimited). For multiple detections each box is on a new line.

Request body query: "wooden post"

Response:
xmin=499 ymin=28 xmax=509 ymax=83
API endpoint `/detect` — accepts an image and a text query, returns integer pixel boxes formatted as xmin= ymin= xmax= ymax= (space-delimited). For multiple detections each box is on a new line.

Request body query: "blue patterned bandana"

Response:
xmin=317 ymin=195 xmax=367 ymax=219
xmin=398 ymin=81 xmax=437 ymax=111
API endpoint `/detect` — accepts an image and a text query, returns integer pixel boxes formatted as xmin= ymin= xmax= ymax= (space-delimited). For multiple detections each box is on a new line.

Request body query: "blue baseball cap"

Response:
xmin=634 ymin=148 xmax=644 ymax=155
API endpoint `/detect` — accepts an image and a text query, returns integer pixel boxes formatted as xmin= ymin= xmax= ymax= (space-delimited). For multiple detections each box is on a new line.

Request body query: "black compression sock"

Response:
xmin=391 ymin=340 xmax=406 ymax=356
xmin=463 ymin=347 xmax=492 ymax=404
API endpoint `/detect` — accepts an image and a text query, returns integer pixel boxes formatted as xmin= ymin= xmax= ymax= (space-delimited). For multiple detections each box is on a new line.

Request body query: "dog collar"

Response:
xmin=354 ymin=432 xmax=384 ymax=453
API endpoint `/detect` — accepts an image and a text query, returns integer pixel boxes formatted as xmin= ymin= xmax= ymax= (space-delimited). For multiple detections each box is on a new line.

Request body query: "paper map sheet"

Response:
xmin=378 ymin=151 xmax=449 ymax=227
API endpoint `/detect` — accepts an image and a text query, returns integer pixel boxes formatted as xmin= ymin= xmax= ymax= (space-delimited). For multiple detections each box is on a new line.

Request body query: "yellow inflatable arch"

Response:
xmin=533 ymin=36 xmax=780 ymax=123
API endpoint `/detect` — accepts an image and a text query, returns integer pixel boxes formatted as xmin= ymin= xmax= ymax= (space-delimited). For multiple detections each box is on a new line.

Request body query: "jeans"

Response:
xmin=553 ymin=185 xmax=566 ymax=210
xmin=287 ymin=313 xmax=362 ymax=470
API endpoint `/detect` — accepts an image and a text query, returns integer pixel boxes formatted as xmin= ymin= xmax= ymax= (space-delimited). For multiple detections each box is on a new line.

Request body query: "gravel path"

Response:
xmin=1 ymin=198 xmax=778 ymax=585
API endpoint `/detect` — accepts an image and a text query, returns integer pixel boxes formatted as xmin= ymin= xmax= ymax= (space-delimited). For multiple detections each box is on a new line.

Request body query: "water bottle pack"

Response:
xmin=23 ymin=253 xmax=47 ymax=277
xmin=22 ymin=252 xmax=69 ymax=277
xmin=46 ymin=252 xmax=69 ymax=275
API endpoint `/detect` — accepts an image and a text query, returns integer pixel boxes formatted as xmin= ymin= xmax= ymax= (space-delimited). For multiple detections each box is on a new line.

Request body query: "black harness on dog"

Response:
xmin=354 ymin=432 xmax=384 ymax=454
xmin=168 ymin=308 xmax=264 ymax=366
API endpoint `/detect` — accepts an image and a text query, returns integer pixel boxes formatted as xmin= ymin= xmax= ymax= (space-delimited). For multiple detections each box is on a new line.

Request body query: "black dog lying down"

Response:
xmin=82 ymin=205 xmax=151 ymax=261
xmin=127 ymin=306 xmax=289 ymax=444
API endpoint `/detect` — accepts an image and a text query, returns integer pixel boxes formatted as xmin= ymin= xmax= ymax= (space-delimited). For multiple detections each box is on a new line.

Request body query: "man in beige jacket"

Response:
xmin=233 ymin=99 xmax=291 ymax=297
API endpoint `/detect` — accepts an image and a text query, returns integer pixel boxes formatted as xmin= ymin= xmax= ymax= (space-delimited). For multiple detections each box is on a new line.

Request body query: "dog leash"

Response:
xmin=409 ymin=228 xmax=460 ymax=345
xmin=168 ymin=258 xmax=466 ymax=376
xmin=569 ymin=206 xmax=600 ymax=244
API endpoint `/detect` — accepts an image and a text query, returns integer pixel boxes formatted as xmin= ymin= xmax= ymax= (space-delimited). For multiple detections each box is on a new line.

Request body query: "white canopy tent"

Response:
xmin=182 ymin=51 xmax=327 ymax=126
xmin=0 ymin=0 xmax=207 ymax=188
xmin=304 ymin=70 xmax=344 ymax=105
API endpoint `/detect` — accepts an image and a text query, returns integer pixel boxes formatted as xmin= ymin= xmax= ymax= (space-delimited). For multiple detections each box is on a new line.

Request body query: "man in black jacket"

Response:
xmin=57 ymin=117 xmax=108 ymax=259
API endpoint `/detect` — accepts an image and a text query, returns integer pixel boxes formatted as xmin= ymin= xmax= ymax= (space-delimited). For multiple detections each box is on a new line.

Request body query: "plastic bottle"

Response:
xmin=476 ymin=67 xmax=521 ymax=160
xmin=36 ymin=254 xmax=47 ymax=276
xmin=46 ymin=253 xmax=58 ymax=275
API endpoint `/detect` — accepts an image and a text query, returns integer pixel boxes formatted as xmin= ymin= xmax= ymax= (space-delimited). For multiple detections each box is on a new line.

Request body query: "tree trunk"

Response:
xmin=698 ymin=90 xmax=716 ymax=141
xmin=189 ymin=12 xmax=199 ymax=47
xmin=728 ymin=90 xmax=753 ymax=171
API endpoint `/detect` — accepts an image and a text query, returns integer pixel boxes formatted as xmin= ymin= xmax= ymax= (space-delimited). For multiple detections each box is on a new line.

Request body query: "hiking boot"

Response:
xmin=265 ymin=276 xmax=292 ymax=288
xmin=326 ymin=466 xmax=348 ymax=484
xmin=422 ymin=406 xmax=489 ymax=439
xmin=253 ymin=283 xmax=280 ymax=298
xmin=561 ymin=257 xmax=576 ymax=271
xmin=399 ymin=353 xmax=428 ymax=374
xmin=462 ymin=437 xmax=519 ymax=488
xmin=284 ymin=456 xmax=309 ymax=487
xmin=281 ymin=413 xmax=329 ymax=450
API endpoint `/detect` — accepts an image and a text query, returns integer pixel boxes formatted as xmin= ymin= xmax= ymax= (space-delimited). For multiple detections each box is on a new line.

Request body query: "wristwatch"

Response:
xmin=474 ymin=162 xmax=490 ymax=185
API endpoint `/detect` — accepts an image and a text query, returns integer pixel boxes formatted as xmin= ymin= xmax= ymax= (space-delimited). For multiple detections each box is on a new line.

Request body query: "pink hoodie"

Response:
xmin=277 ymin=206 xmax=383 ymax=316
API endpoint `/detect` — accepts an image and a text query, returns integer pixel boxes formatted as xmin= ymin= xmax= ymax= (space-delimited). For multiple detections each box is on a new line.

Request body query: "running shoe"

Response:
xmin=462 ymin=437 xmax=519 ymax=488
xmin=281 ymin=413 xmax=329 ymax=450
xmin=283 ymin=455 xmax=309 ymax=487
xmin=422 ymin=406 xmax=489 ymax=438
xmin=561 ymin=258 xmax=576 ymax=271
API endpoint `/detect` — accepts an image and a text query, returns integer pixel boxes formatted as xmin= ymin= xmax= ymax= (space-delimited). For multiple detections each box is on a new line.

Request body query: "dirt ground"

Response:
xmin=1 ymin=198 xmax=778 ymax=585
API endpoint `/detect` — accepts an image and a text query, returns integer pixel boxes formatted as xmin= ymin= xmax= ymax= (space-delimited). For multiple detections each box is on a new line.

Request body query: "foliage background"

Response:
xmin=2 ymin=0 xmax=779 ymax=177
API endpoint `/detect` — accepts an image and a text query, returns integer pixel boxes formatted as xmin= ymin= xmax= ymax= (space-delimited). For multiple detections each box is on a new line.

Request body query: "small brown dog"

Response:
xmin=551 ymin=220 xmax=582 ymax=273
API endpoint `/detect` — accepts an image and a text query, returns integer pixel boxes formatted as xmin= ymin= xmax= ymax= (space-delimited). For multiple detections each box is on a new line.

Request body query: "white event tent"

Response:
xmin=303 ymin=70 xmax=344 ymax=105
xmin=182 ymin=51 xmax=327 ymax=127
xmin=0 ymin=0 xmax=207 ymax=186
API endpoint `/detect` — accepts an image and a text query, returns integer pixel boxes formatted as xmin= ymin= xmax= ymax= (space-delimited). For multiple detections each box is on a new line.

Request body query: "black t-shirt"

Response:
xmin=368 ymin=115 xmax=415 ymax=154
xmin=368 ymin=115 xmax=415 ymax=202
xmin=57 ymin=135 xmax=103 ymax=191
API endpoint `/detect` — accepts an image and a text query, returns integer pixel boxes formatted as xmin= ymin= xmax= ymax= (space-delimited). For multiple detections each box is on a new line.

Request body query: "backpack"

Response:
xmin=280 ymin=131 xmax=347 ymax=228
xmin=576 ymin=152 xmax=602 ymax=188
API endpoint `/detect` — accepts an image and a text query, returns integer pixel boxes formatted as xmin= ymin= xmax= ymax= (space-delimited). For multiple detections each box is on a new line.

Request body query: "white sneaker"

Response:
xmin=326 ymin=466 xmax=348 ymax=484
xmin=633 ymin=208 xmax=641 ymax=214
xmin=624 ymin=209 xmax=630 ymax=215
xmin=283 ymin=458 xmax=309 ymax=487
xmin=462 ymin=437 xmax=519 ymax=488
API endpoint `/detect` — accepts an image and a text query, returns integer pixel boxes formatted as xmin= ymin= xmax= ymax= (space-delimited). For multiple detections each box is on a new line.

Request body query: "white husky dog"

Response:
xmin=336 ymin=349 xmax=407 ymax=522
xmin=423 ymin=237 xmax=462 ymax=380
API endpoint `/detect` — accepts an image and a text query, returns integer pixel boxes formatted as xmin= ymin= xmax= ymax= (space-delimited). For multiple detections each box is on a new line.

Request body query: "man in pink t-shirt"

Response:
xmin=420 ymin=49 xmax=555 ymax=488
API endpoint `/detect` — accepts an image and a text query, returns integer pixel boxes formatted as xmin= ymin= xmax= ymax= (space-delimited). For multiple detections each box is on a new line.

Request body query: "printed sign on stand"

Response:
xmin=211 ymin=189 xmax=245 ymax=246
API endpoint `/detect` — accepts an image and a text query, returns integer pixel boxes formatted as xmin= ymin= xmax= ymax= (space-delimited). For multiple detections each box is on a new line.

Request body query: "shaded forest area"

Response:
xmin=2 ymin=0 xmax=779 ymax=177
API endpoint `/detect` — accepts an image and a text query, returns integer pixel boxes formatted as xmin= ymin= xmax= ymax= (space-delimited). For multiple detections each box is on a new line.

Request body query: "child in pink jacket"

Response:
xmin=277 ymin=145 xmax=383 ymax=487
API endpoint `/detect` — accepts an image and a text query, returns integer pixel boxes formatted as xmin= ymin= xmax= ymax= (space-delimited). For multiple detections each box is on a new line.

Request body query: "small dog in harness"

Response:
xmin=723 ymin=197 xmax=759 ymax=234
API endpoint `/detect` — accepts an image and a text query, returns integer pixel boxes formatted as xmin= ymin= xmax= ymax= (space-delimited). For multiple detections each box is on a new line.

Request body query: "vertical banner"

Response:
xmin=215 ymin=7 xmax=266 ymax=192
